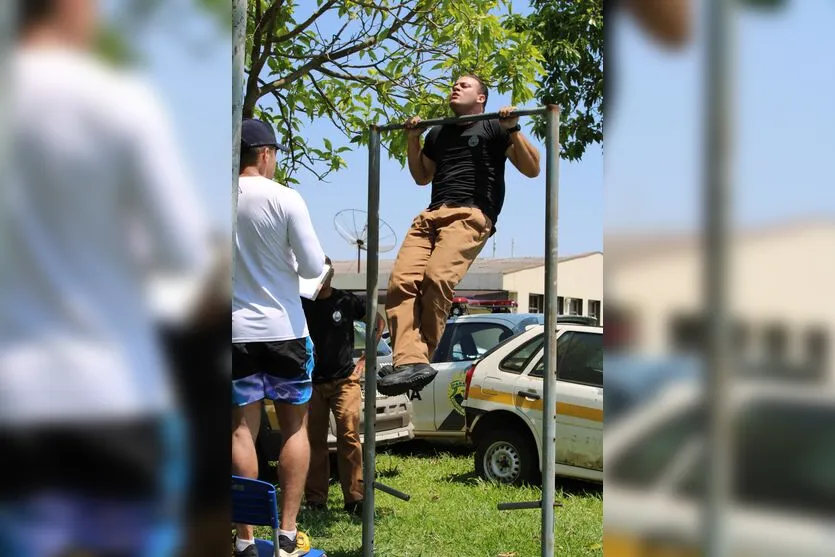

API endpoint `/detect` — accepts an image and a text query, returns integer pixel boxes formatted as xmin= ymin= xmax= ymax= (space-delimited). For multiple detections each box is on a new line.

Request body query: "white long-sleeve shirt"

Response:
xmin=232 ymin=176 xmax=325 ymax=343
xmin=0 ymin=48 xmax=212 ymax=425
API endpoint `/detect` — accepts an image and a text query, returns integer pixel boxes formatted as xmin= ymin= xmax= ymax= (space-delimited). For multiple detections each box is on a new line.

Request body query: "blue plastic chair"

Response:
xmin=231 ymin=476 xmax=326 ymax=557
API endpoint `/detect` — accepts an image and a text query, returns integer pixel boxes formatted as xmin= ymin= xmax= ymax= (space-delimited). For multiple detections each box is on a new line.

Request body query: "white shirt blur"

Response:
xmin=0 ymin=47 xmax=212 ymax=425
xmin=232 ymin=175 xmax=325 ymax=343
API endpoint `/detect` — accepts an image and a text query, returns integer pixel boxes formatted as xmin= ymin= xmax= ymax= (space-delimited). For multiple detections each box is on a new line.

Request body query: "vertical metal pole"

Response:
xmin=362 ymin=126 xmax=381 ymax=557
xmin=231 ymin=0 xmax=247 ymax=280
xmin=703 ymin=1 xmax=734 ymax=556
xmin=541 ymin=105 xmax=561 ymax=557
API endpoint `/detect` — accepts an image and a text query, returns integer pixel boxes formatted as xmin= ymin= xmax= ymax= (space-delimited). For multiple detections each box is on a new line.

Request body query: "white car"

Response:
xmin=604 ymin=379 xmax=835 ymax=557
xmin=462 ymin=318 xmax=603 ymax=484
xmin=408 ymin=313 xmax=546 ymax=442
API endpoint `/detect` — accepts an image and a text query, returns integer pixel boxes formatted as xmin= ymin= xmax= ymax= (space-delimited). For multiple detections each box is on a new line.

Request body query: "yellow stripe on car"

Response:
xmin=467 ymin=386 xmax=603 ymax=422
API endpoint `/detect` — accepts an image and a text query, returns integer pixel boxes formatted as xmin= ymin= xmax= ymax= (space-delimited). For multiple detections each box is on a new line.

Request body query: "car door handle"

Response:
xmin=517 ymin=390 xmax=541 ymax=401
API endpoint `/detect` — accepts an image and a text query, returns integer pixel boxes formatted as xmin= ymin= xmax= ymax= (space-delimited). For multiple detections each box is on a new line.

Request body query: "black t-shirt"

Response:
xmin=302 ymin=289 xmax=366 ymax=383
xmin=422 ymin=119 xmax=512 ymax=233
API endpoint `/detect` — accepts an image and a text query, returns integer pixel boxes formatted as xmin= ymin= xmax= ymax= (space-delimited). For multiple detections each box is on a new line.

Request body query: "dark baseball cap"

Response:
xmin=241 ymin=118 xmax=289 ymax=152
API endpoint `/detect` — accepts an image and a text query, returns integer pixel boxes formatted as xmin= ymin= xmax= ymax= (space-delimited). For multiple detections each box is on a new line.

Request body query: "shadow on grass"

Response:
xmin=556 ymin=477 xmax=602 ymax=498
xmin=297 ymin=505 xmax=398 ymax=538
xmin=376 ymin=464 xmax=402 ymax=479
xmin=442 ymin=470 xmax=482 ymax=486
xmin=441 ymin=470 xmax=602 ymax=498
xmin=319 ymin=550 xmax=363 ymax=557
xmin=380 ymin=439 xmax=474 ymax=459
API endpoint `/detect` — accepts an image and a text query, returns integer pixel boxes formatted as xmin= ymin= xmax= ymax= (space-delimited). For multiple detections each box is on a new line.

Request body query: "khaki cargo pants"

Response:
xmin=304 ymin=376 xmax=363 ymax=505
xmin=386 ymin=205 xmax=492 ymax=366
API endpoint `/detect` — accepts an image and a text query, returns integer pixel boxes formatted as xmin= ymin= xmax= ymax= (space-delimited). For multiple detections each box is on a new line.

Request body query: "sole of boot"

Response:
xmin=377 ymin=367 xmax=438 ymax=397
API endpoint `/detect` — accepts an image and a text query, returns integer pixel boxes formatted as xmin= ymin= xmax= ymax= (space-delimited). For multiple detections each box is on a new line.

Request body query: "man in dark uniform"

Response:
xmin=302 ymin=258 xmax=385 ymax=516
xmin=378 ymin=74 xmax=541 ymax=396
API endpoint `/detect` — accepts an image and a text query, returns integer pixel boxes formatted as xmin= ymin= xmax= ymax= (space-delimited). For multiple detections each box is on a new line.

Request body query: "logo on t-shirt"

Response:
xmin=332 ymin=310 xmax=343 ymax=324
xmin=468 ymin=135 xmax=479 ymax=147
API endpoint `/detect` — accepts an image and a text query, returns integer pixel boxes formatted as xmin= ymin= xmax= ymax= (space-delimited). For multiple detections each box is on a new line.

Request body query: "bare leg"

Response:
xmin=231 ymin=402 xmax=263 ymax=541
xmin=275 ymin=401 xmax=309 ymax=531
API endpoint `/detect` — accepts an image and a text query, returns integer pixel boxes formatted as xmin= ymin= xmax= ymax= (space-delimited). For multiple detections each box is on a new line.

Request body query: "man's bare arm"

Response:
xmin=506 ymin=132 xmax=541 ymax=178
xmin=498 ymin=106 xmax=540 ymax=178
xmin=405 ymin=116 xmax=436 ymax=186
xmin=373 ymin=312 xmax=385 ymax=344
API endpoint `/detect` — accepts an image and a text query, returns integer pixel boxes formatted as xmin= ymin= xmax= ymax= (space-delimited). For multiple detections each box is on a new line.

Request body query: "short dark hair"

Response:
xmin=239 ymin=145 xmax=270 ymax=170
xmin=18 ymin=0 xmax=57 ymax=34
xmin=324 ymin=256 xmax=333 ymax=266
xmin=460 ymin=74 xmax=489 ymax=106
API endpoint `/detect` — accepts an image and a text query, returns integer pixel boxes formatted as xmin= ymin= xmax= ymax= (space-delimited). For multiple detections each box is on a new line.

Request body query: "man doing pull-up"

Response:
xmin=378 ymin=74 xmax=541 ymax=396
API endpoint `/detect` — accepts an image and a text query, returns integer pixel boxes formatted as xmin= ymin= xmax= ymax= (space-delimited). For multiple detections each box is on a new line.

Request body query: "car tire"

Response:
xmin=475 ymin=428 xmax=536 ymax=486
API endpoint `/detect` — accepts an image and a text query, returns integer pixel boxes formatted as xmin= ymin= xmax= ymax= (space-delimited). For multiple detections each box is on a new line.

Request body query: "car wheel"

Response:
xmin=475 ymin=428 xmax=535 ymax=485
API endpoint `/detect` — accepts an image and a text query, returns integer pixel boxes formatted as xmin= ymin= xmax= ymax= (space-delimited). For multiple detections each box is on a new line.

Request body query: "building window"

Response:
xmin=557 ymin=296 xmax=564 ymax=314
xmin=806 ymin=328 xmax=828 ymax=371
xmin=588 ymin=300 xmax=601 ymax=325
xmin=671 ymin=314 xmax=703 ymax=353
xmin=568 ymin=298 xmax=583 ymax=316
xmin=528 ymin=294 xmax=544 ymax=314
xmin=764 ymin=324 xmax=788 ymax=362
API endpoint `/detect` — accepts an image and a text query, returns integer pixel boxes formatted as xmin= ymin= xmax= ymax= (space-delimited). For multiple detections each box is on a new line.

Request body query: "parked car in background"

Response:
xmin=409 ymin=313 xmax=546 ymax=443
xmin=463 ymin=317 xmax=603 ymax=485
xmin=604 ymin=380 xmax=835 ymax=556
xmin=604 ymin=353 xmax=699 ymax=427
xmin=258 ymin=320 xmax=413 ymax=465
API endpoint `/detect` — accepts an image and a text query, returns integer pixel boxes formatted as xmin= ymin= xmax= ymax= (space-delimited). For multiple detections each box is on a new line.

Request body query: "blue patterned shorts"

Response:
xmin=232 ymin=337 xmax=314 ymax=406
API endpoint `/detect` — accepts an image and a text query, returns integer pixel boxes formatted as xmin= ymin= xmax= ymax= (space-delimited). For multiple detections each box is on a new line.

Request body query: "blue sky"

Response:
xmin=132 ymin=0 xmax=833 ymax=257
xmin=607 ymin=0 xmax=835 ymax=233
xmin=121 ymin=2 xmax=232 ymax=234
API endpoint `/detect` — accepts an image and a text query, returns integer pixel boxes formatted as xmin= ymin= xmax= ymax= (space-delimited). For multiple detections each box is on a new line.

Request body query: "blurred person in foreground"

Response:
xmin=232 ymin=118 xmax=326 ymax=557
xmin=604 ymin=0 xmax=692 ymax=113
xmin=619 ymin=0 xmax=692 ymax=47
xmin=1 ymin=0 xmax=214 ymax=556
xmin=301 ymin=258 xmax=385 ymax=517
xmin=158 ymin=236 xmax=231 ymax=557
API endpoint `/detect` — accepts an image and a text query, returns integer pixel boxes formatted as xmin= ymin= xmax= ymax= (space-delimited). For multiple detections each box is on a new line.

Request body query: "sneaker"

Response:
xmin=377 ymin=363 xmax=438 ymax=396
xmin=344 ymin=499 xmax=363 ymax=517
xmin=233 ymin=538 xmax=259 ymax=557
xmin=278 ymin=531 xmax=311 ymax=557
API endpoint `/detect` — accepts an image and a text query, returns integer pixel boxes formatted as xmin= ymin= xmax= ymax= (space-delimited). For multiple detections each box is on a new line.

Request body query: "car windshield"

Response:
xmin=353 ymin=321 xmax=391 ymax=357
xmin=677 ymin=399 xmax=835 ymax=517
xmin=612 ymin=396 xmax=835 ymax=518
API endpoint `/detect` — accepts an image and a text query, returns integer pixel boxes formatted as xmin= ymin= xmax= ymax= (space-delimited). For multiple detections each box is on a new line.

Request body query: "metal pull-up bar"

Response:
xmin=364 ymin=105 xmax=561 ymax=557
xmin=373 ymin=107 xmax=551 ymax=132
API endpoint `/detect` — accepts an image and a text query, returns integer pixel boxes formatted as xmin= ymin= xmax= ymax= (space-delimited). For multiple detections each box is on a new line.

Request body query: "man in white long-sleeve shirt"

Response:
xmin=232 ymin=119 xmax=326 ymax=557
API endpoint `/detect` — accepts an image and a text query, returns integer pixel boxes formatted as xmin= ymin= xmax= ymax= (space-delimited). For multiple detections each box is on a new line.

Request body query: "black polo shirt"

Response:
xmin=422 ymin=119 xmax=512 ymax=233
xmin=302 ymin=289 xmax=366 ymax=383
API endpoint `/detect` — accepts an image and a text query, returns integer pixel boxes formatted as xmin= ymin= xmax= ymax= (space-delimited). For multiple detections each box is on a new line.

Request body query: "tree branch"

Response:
xmin=260 ymin=4 xmax=422 ymax=97
xmin=271 ymin=0 xmax=339 ymax=44
xmin=317 ymin=64 xmax=379 ymax=85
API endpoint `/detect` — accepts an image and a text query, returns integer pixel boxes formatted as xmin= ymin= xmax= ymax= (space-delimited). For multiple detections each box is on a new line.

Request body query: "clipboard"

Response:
xmin=299 ymin=263 xmax=334 ymax=300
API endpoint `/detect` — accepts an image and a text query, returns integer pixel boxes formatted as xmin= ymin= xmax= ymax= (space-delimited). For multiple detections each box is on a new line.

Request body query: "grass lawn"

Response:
xmin=253 ymin=441 xmax=602 ymax=557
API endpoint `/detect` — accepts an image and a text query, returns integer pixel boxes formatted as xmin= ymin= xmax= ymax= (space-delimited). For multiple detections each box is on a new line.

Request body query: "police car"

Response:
xmin=604 ymin=379 xmax=835 ymax=556
xmin=462 ymin=316 xmax=603 ymax=484
xmin=409 ymin=313 xmax=545 ymax=443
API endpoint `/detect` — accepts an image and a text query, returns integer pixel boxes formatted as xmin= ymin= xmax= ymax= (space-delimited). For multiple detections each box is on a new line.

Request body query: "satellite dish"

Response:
xmin=334 ymin=209 xmax=397 ymax=273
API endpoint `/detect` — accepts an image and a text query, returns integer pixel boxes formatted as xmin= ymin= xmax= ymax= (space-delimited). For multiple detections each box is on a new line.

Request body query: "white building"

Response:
xmin=607 ymin=219 xmax=834 ymax=379
xmin=330 ymin=251 xmax=603 ymax=323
